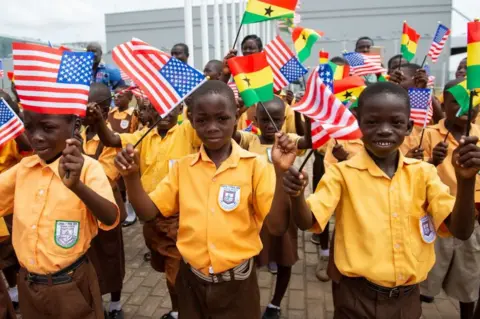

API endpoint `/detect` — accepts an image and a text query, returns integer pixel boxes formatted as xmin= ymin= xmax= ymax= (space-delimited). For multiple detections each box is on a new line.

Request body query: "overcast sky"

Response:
xmin=0 ymin=0 xmax=478 ymax=44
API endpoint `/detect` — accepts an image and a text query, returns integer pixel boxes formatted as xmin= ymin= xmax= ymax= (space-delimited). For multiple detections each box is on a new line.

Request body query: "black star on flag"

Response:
xmin=243 ymin=77 xmax=251 ymax=87
xmin=343 ymin=91 xmax=353 ymax=99
xmin=264 ymin=6 xmax=274 ymax=16
xmin=472 ymin=90 xmax=479 ymax=97
xmin=302 ymin=34 xmax=307 ymax=41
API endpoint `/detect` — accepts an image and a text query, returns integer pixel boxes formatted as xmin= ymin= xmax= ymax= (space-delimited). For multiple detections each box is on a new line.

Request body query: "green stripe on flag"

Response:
xmin=241 ymin=12 xmax=293 ymax=25
xmin=467 ymin=65 xmax=480 ymax=90
xmin=240 ymin=84 xmax=274 ymax=107
xmin=298 ymin=35 xmax=319 ymax=63
xmin=401 ymin=45 xmax=415 ymax=62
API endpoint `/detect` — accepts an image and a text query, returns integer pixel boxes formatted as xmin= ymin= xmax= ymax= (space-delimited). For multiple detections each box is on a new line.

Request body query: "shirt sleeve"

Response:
xmin=98 ymin=147 xmax=120 ymax=182
xmin=424 ymin=164 xmax=455 ymax=232
xmin=0 ymin=163 xmax=17 ymax=217
xmin=421 ymin=128 xmax=434 ymax=161
xmin=120 ymin=130 xmax=144 ymax=149
xmin=286 ymin=133 xmax=306 ymax=156
xmin=84 ymin=158 xmax=120 ymax=231
xmin=252 ymin=157 xmax=275 ymax=225
xmin=148 ymin=160 xmax=180 ymax=217
xmin=283 ymin=105 xmax=297 ymax=134
xmin=237 ymin=131 xmax=256 ymax=150
xmin=306 ymin=165 xmax=343 ymax=232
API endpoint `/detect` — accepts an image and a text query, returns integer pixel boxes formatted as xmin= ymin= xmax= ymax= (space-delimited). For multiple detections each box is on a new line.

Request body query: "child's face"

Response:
xmin=455 ymin=59 xmax=467 ymax=79
xmin=191 ymin=94 xmax=237 ymax=150
xmin=255 ymin=101 xmax=285 ymax=141
xmin=388 ymin=57 xmax=407 ymax=74
xmin=156 ymin=105 xmax=180 ymax=132
xmin=138 ymin=103 xmax=151 ymax=126
xmin=355 ymin=39 xmax=373 ymax=54
xmin=171 ymin=46 xmax=188 ymax=63
xmin=358 ymin=93 xmax=412 ymax=158
xmin=203 ymin=63 xmax=222 ymax=81
xmin=114 ymin=89 xmax=131 ymax=108
xmin=23 ymin=111 xmax=77 ymax=162
xmin=400 ymin=70 xmax=415 ymax=90
xmin=242 ymin=39 xmax=260 ymax=56
xmin=443 ymin=92 xmax=479 ymax=128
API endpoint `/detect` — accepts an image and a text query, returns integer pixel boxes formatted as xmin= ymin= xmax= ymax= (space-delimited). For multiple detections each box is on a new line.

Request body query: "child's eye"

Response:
xmin=219 ymin=116 xmax=230 ymax=121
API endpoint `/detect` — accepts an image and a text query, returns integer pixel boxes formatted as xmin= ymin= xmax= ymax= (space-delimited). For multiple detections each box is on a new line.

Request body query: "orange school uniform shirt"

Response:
xmin=307 ymin=148 xmax=455 ymax=288
xmin=81 ymin=131 xmax=120 ymax=183
xmin=108 ymin=107 xmax=139 ymax=133
xmin=422 ymin=119 xmax=480 ymax=202
xmin=149 ymin=141 xmax=274 ymax=275
xmin=399 ymin=125 xmax=423 ymax=156
xmin=120 ymin=121 xmax=201 ymax=193
xmin=323 ymin=139 xmax=364 ymax=168
xmin=237 ymin=103 xmax=297 ymax=133
xmin=0 ymin=155 xmax=119 ymax=274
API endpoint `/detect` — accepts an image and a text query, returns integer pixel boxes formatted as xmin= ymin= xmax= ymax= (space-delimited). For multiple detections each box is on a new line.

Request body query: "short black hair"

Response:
xmin=0 ymin=91 xmax=20 ymax=115
xmin=388 ymin=54 xmax=403 ymax=70
xmin=89 ymin=83 xmax=112 ymax=107
xmin=400 ymin=63 xmax=422 ymax=76
xmin=241 ymin=35 xmax=263 ymax=52
xmin=357 ymin=82 xmax=410 ymax=116
xmin=330 ymin=56 xmax=348 ymax=65
xmin=172 ymin=43 xmax=189 ymax=56
xmin=355 ymin=36 xmax=374 ymax=48
xmin=260 ymin=96 xmax=285 ymax=113
xmin=206 ymin=59 xmax=223 ymax=71
xmin=190 ymin=80 xmax=236 ymax=113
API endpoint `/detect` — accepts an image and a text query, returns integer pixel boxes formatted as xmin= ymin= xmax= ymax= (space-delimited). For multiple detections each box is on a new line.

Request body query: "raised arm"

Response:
xmin=86 ymin=103 xmax=122 ymax=147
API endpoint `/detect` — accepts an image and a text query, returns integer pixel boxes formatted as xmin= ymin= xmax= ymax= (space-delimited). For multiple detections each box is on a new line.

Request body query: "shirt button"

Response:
xmin=29 ymin=259 xmax=35 ymax=265
xmin=38 ymin=189 xmax=44 ymax=196
xmin=210 ymin=208 xmax=214 ymax=213
xmin=31 ymin=225 xmax=36 ymax=230
xmin=394 ymin=243 xmax=400 ymax=249
xmin=212 ymin=178 xmax=216 ymax=182
xmin=210 ymin=243 xmax=216 ymax=249
xmin=392 ymin=213 xmax=398 ymax=218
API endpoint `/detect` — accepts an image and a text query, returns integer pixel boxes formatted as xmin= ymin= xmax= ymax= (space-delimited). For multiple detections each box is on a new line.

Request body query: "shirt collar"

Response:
xmin=190 ymin=140 xmax=256 ymax=167
xmin=23 ymin=155 xmax=62 ymax=179
xmin=346 ymin=147 xmax=419 ymax=178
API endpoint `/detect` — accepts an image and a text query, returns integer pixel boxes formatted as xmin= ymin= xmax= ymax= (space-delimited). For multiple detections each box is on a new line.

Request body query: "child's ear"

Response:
xmin=406 ymin=120 xmax=414 ymax=136
xmin=74 ymin=117 xmax=82 ymax=134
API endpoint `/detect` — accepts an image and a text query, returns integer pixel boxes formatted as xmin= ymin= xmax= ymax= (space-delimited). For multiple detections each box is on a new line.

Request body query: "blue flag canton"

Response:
xmin=433 ymin=25 xmax=449 ymax=43
xmin=280 ymin=58 xmax=308 ymax=83
xmin=0 ymin=99 xmax=16 ymax=126
xmin=409 ymin=88 xmax=431 ymax=110
xmin=160 ymin=57 xmax=205 ymax=97
xmin=343 ymin=52 xmax=365 ymax=67
xmin=57 ymin=52 xmax=94 ymax=85
xmin=319 ymin=64 xmax=334 ymax=91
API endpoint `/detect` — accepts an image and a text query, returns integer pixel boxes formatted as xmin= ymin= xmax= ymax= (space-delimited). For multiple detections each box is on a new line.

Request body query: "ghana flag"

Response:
xmin=329 ymin=62 xmax=350 ymax=81
xmin=334 ymin=76 xmax=366 ymax=107
xmin=227 ymin=52 xmax=274 ymax=107
xmin=467 ymin=19 xmax=480 ymax=90
xmin=401 ymin=22 xmax=420 ymax=62
xmin=292 ymin=26 xmax=324 ymax=63
xmin=319 ymin=50 xmax=329 ymax=64
xmin=242 ymin=0 xmax=298 ymax=24
xmin=447 ymin=80 xmax=480 ymax=117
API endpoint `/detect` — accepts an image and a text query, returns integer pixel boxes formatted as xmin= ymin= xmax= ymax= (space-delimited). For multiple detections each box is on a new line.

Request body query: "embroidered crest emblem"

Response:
xmin=419 ymin=215 xmax=436 ymax=244
xmin=120 ymin=120 xmax=130 ymax=129
xmin=266 ymin=148 xmax=272 ymax=163
xmin=55 ymin=221 xmax=80 ymax=249
xmin=218 ymin=185 xmax=241 ymax=211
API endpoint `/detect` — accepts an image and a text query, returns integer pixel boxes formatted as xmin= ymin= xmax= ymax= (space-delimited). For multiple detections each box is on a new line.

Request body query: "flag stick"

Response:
xmin=258 ymin=101 xmax=279 ymax=132
xmin=232 ymin=24 xmax=244 ymax=51
xmin=418 ymin=128 xmax=425 ymax=147
xmin=466 ymin=91 xmax=474 ymax=137
xmin=420 ymin=55 xmax=428 ymax=68
xmin=298 ymin=149 xmax=314 ymax=172
xmin=133 ymin=116 xmax=163 ymax=149
xmin=397 ymin=54 xmax=403 ymax=70
xmin=444 ymin=131 xmax=450 ymax=143
xmin=65 ymin=116 xmax=78 ymax=179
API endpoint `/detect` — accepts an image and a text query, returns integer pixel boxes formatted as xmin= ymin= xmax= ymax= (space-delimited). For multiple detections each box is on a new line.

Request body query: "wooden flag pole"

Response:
xmin=258 ymin=101 xmax=280 ymax=132
xmin=133 ymin=117 xmax=162 ymax=149
xmin=232 ymin=24 xmax=244 ymax=50
xmin=466 ymin=91 xmax=474 ymax=137
xmin=418 ymin=128 xmax=426 ymax=147
xmin=420 ymin=55 xmax=428 ymax=68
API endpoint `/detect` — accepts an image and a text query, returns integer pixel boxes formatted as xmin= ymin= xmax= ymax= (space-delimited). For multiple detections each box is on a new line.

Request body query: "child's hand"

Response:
xmin=432 ymin=142 xmax=448 ymax=166
xmin=272 ymin=132 xmax=297 ymax=171
xmin=283 ymin=166 xmax=309 ymax=197
xmin=86 ymin=102 xmax=104 ymax=123
xmin=388 ymin=70 xmax=405 ymax=85
xmin=405 ymin=147 xmax=424 ymax=160
xmin=222 ymin=49 xmax=238 ymax=77
xmin=59 ymin=138 xmax=84 ymax=190
xmin=237 ymin=97 xmax=247 ymax=115
xmin=453 ymin=136 xmax=480 ymax=179
xmin=332 ymin=144 xmax=349 ymax=162
xmin=114 ymin=144 xmax=140 ymax=178
xmin=414 ymin=69 xmax=428 ymax=89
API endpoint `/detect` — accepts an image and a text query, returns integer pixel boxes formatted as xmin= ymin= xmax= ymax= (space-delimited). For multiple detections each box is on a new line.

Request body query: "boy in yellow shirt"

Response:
xmin=115 ymin=80 xmax=297 ymax=319
xmin=282 ymin=82 xmax=480 ymax=318
xmin=0 ymin=109 xmax=119 ymax=318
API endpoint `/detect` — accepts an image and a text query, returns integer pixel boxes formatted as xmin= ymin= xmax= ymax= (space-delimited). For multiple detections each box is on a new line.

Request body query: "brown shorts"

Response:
xmin=176 ymin=260 xmax=260 ymax=319
xmin=17 ymin=258 xmax=104 ymax=319
xmin=0 ymin=216 xmax=18 ymax=271
xmin=88 ymin=222 xmax=125 ymax=295
xmin=0 ymin=277 xmax=16 ymax=319
xmin=333 ymin=277 xmax=421 ymax=319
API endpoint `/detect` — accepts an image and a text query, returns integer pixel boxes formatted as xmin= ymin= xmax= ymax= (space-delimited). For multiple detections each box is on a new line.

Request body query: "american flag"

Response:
xmin=0 ymin=98 xmax=24 ymax=147
xmin=0 ymin=60 xmax=3 ymax=78
xmin=120 ymin=70 xmax=132 ymax=85
xmin=427 ymin=24 xmax=450 ymax=63
xmin=228 ymin=82 xmax=239 ymax=102
xmin=12 ymin=43 xmax=93 ymax=116
xmin=291 ymin=67 xmax=362 ymax=149
xmin=319 ymin=63 xmax=333 ymax=91
xmin=343 ymin=52 xmax=386 ymax=77
xmin=113 ymin=38 xmax=207 ymax=117
xmin=409 ymin=88 xmax=432 ymax=126
xmin=265 ymin=36 xmax=308 ymax=91
xmin=424 ymin=64 xmax=436 ymax=88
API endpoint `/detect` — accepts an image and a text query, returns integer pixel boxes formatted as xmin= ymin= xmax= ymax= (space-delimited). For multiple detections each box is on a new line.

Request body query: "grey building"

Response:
xmin=105 ymin=0 xmax=454 ymax=87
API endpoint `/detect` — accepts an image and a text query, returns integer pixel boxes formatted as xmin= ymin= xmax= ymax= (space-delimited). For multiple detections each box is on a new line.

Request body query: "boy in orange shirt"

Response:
xmin=282 ymin=82 xmax=480 ymax=318
xmin=115 ymin=80 xmax=297 ymax=319
xmin=0 ymin=108 xmax=119 ymax=318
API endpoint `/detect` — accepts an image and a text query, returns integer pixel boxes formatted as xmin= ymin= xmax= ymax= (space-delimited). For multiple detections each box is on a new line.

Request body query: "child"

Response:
xmin=282 ymin=82 xmax=480 ymax=318
xmin=233 ymin=96 xmax=310 ymax=319
xmin=419 ymin=78 xmax=480 ymax=319
xmin=0 ymin=110 xmax=119 ymax=319
xmin=170 ymin=43 xmax=189 ymax=64
xmin=83 ymin=83 xmax=127 ymax=319
xmin=115 ymin=80 xmax=297 ymax=319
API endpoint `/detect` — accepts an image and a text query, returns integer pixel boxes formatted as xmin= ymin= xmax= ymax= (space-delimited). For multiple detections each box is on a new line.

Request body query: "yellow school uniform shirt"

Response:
xmin=323 ymin=139 xmax=364 ymax=168
xmin=108 ymin=107 xmax=139 ymax=133
xmin=237 ymin=103 xmax=297 ymax=133
xmin=422 ymin=119 xmax=480 ymax=202
xmin=149 ymin=141 xmax=274 ymax=275
xmin=0 ymin=155 xmax=119 ymax=274
xmin=81 ymin=131 xmax=120 ymax=183
xmin=399 ymin=125 xmax=423 ymax=155
xmin=120 ymin=121 xmax=201 ymax=193
xmin=307 ymin=148 xmax=455 ymax=287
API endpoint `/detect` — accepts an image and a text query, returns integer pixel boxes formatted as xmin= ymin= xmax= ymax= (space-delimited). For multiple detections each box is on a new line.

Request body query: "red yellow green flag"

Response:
xmin=292 ymin=27 xmax=324 ymax=63
xmin=319 ymin=50 xmax=329 ymax=64
xmin=329 ymin=62 xmax=350 ymax=81
xmin=227 ymin=52 xmax=274 ymax=107
xmin=334 ymin=76 xmax=366 ymax=107
xmin=467 ymin=19 xmax=480 ymax=90
xmin=448 ymin=80 xmax=480 ymax=117
xmin=242 ymin=0 xmax=298 ymax=25
xmin=401 ymin=22 xmax=420 ymax=62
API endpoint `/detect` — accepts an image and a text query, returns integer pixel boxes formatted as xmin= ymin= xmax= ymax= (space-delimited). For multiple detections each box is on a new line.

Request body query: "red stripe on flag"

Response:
xmin=256 ymin=0 xmax=298 ymax=11
xmin=467 ymin=21 xmax=480 ymax=44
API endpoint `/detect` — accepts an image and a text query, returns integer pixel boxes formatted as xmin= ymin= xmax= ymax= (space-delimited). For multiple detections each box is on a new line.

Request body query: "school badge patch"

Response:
xmin=55 ymin=221 xmax=80 ymax=249
xmin=419 ymin=215 xmax=436 ymax=244
xmin=218 ymin=185 xmax=241 ymax=211
xmin=120 ymin=120 xmax=130 ymax=129
xmin=266 ymin=148 xmax=272 ymax=163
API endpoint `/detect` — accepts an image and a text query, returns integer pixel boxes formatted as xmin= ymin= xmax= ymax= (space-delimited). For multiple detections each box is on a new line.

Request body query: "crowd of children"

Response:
xmin=0 ymin=33 xmax=480 ymax=319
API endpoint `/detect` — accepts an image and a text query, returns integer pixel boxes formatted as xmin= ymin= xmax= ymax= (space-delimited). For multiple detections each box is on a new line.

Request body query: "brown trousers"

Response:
xmin=0 ymin=277 xmax=15 ymax=319
xmin=17 ymin=259 xmax=104 ymax=319
xmin=176 ymin=261 xmax=260 ymax=319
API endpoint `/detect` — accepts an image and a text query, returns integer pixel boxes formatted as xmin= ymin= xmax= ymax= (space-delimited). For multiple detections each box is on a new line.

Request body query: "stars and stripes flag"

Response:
xmin=0 ymin=60 xmax=3 ymax=78
xmin=112 ymin=38 xmax=207 ymax=117
xmin=409 ymin=88 xmax=432 ymax=127
xmin=120 ymin=70 xmax=132 ymax=85
xmin=0 ymin=98 xmax=24 ymax=147
xmin=291 ymin=66 xmax=362 ymax=149
xmin=265 ymin=36 xmax=308 ymax=91
xmin=12 ymin=43 xmax=94 ymax=116
xmin=343 ymin=52 xmax=386 ymax=76
xmin=427 ymin=24 xmax=451 ymax=63
xmin=228 ymin=82 xmax=239 ymax=101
